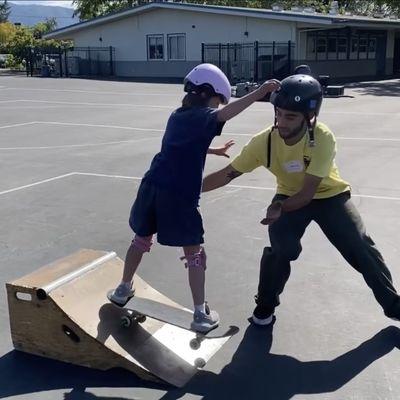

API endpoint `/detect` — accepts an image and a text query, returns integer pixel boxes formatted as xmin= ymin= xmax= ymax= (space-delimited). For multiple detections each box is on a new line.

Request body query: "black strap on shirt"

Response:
xmin=267 ymin=128 xmax=273 ymax=168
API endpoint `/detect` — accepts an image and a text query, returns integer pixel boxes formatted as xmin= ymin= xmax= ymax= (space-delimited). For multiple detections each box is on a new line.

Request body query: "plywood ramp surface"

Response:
xmin=7 ymin=249 xmax=231 ymax=387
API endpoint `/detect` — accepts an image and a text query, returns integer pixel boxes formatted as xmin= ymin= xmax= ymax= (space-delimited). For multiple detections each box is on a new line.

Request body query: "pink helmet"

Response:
xmin=184 ymin=63 xmax=231 ymax=104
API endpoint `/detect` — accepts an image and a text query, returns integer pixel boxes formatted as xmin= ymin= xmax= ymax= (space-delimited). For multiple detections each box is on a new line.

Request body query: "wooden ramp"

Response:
xmin=6 ymin=249 xmax=233 ymax=387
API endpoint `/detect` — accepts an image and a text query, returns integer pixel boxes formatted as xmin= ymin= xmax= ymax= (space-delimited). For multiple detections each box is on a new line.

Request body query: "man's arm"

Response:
xmin=202 ymin=164 xmax=242 ymax=192
xmin=281 ymin=174 xmax=322 ymax=212
xmin=261 ymin=174 xmax=322 ymax=225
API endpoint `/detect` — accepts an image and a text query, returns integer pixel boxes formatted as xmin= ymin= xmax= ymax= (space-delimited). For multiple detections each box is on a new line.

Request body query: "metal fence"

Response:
xmin=202 ymin=41 xmax=294 ymax=83
xmin=26 ymin=46 xmax=115 ymax=78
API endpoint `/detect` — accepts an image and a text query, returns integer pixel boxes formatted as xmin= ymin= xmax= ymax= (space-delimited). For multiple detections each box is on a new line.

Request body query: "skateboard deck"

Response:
xmin=107 ymin=290 xmax=238 ymax=352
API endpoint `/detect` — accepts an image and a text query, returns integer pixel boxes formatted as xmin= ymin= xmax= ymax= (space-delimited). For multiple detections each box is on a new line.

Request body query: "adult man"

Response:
xmin=202 ymin=74 xmax=400 ymax=325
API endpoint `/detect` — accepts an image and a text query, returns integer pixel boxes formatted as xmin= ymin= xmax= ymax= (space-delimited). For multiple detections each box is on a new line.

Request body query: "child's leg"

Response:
xmin=183 ymin=245 xmax=205 ymax=306
xmin=182 ymin=245 xmax=219 ymax=332
xmin=122 ymin=235 xmax=153 ymax=283
xmin=110 ymin=234 xmax=153 ymax=305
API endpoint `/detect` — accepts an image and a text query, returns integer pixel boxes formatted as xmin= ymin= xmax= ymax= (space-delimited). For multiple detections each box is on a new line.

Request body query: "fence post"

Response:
xmin=109 ymin=46 xmax=114 ymax=76
xmin=254 ymin=41 xmax=259 ymax=82
xmin=58 ymin=48 xmax=63 ymax=77
xmin=64 ymin=48 xmax=68 ymax=77
xmin=88 ymin=47 xmax=91 ymax=76
xmin=227 ymin=42 xmax=231 ymax=82
xmin=26 ymin=48 xmax=30 ymax=77
xmin=218 ymin=43 xmax=222 ymax=68
xmin=201 ymin=42 xmax=205 ymax=63
xmin=272 ymin=41 xmax=276 ymax=77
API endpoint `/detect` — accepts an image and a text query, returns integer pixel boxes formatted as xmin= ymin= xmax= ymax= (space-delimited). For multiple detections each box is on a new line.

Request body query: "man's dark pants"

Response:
xmin=257 ymin=191 xmax=400 ymax=319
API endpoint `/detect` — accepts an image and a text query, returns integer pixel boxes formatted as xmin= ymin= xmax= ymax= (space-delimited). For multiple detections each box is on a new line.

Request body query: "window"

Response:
xmin=338 ymin=37 xmax=347 ymax=60
xmin=307 ymin=30 xmax=378 ymax=61
xmin=168 ymin=34 xmax=186 ymax=60
xmin=327 ymin=37 xmax=337 ymax=60
xmin=358 ymin=37 xmax=367 ymax=59
xmin=147 ymin=35 xmax=164 ymax=60
xmin=368 ymin=38 xmax=376 ymax=59
xmin=316 ymin=37 xmax=327 ymax=60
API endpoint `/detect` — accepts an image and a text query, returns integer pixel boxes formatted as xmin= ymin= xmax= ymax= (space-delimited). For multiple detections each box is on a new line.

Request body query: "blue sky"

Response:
xmin=10 ymin=1 xmax=75 ymax=8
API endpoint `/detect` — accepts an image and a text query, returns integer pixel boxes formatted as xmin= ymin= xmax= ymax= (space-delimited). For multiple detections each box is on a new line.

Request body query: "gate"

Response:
xmin=202 ymin=41 xmax=294 ymax=83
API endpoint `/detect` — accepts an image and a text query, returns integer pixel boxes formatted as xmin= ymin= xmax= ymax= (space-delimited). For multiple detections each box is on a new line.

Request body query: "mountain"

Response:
xmin=8 ymin=2 xmax=78 ymax=28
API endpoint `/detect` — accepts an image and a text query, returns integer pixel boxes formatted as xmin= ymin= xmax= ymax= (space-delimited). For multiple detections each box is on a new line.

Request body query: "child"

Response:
xmin=110 ymin=63 xmax=280 ymax=332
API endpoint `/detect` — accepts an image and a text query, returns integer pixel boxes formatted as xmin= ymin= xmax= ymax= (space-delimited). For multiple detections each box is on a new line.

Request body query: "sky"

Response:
xmin=9 ymin=1 xmax=75 ymax=8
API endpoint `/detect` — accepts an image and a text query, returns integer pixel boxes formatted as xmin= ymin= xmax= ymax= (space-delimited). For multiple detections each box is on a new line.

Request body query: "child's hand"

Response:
xmin=256 ymin=79 xmax=281 ymax=100
xmin=209 ymin=140 xmax=235 ymax=158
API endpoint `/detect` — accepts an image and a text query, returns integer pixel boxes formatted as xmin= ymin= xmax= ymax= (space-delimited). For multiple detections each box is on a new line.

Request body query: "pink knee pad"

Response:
xmin=131 ymin=235 xmax=153 ymax=253
xmin=181 ymin=247 xmax=207 ymax=270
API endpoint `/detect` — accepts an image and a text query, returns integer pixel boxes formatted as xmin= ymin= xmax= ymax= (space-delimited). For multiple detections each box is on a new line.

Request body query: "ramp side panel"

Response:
xmin=6 ymin=283 xmax=157 ymax=384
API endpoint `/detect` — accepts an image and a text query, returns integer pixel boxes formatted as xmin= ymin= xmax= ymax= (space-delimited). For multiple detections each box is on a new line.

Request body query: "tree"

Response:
xmin=72 ymin=0 xmax=400 ymax=20
xmin=73 ymin=0 xmax=138 ymax=20
xmin=0 ymin=0 xmax=11 ymax=23
xmin=32 ymin=18 xmax=58 ymax=39
xmin=0 ymin=21 xmax=15 ymax=44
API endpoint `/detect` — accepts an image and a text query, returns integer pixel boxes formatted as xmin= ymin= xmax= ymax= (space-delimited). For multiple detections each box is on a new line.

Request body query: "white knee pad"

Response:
xmin=181 ymin=247 xmax=207 ymax=270
xmin=131 ymin=235 xmax=153 ymax=253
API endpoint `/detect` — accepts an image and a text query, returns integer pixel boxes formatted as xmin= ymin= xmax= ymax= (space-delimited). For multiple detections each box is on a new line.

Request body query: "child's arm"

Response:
xmin=217 ymin=79 xmax=280 ymax=122
xmin=207 ymin=139 xmax=235 ymax=158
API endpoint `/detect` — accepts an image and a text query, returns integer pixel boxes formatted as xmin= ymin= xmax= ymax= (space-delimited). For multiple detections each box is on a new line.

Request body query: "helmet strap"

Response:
xmin=305 ymin=115 xmax=316 ymax=147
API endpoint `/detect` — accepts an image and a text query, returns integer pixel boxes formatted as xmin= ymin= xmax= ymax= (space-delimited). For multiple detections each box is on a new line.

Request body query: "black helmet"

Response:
xmin=294 ymin=64 xmax=312 ymax=75
xmin=270 ymin=74 xmax=323 ymax=116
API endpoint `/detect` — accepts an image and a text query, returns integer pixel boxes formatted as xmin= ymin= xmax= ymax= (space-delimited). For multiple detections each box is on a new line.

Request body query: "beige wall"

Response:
xmin=68 ymin=8 xmax=296 ymax=62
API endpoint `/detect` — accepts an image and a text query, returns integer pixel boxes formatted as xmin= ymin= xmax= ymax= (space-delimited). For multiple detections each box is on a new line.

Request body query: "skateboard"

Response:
xmin=107 ymin=290 xmax=238 ymax=366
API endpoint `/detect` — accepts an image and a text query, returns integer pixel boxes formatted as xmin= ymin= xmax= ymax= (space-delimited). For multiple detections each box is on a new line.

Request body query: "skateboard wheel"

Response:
xmin=136 ymin=315 xmax=146 ymax=323
xmin=190 ymin=338 xmax=201 ymax=350
xmin=121 ymin=315 xmax=132 ymax=328
xmin=194 ymin=358 xmax=206 ymax=369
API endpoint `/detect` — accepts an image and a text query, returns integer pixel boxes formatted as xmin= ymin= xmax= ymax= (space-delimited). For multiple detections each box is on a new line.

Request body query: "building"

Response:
xmin=44 ymin=1 xmax=400 ymax=82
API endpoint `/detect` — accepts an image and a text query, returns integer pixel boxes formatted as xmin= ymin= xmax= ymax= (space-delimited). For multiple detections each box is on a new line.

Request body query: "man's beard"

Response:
xmin=278 ymin=120 xmax=306 ymax=140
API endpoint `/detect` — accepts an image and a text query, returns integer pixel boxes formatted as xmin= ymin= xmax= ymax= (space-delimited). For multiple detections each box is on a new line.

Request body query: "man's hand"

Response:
xmin=254 ymin=79 xmax=280 ymax=100
xmin=260 ymin=201 xmax=283 ymax=225
xmin=208 ymin=140 xmax=235 ymax=158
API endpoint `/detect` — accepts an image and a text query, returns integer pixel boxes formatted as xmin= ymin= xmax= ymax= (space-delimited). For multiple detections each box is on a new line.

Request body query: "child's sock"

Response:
xmin=194 ymin=303 xmax=206 ymax=314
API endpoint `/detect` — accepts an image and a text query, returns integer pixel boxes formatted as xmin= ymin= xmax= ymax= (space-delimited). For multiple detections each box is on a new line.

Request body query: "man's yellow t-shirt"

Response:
xmin=231 ymin=122 xmax=350 ymax=199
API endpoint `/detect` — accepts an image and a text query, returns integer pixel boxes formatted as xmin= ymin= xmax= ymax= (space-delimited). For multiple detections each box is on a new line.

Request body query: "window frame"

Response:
xmin=147 ymin=34 xmax=164 ymax=61
xmin=167 ymin=33 xmax=186 ymax=61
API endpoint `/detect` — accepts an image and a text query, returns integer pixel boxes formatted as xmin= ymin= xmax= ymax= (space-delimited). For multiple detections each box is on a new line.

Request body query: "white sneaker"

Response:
xmin=191 ymin=304 xmax=219 ymax=333
xmin=109 ymin=282 xmax=135 ymax=306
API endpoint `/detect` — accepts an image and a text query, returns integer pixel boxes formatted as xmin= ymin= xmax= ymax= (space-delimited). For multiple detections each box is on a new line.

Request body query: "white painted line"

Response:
xmin=1 ymin=171 xmax=399 ymax=202
xmin=0 ymin=122 xmax=36 ymax=130
xmin=2 ymin=87 xmax=177 ymax=97
xmin=352 ymin=193 xmax=400 ymax=201
xmin=0 ymin=100 xmax=21 ymax=103
xmin=0 ymin=136 xmax=159 ymax=150
xmin=75 ymin=173 xmax=400 ymax=201
xmin=2 ymin=121 xmax=398 ymax=143
xmin=74 ymin=172 xmax=142 ymax=181
xmin=227 ymin=184 xmax=275 ymax=191
xmin=33 ymin=121 xmax=164 ymax=133
xmin=0 ymin=173 xmax=76 ymax=196
xmin=0 ymin=99 xmax=173 ymax=109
